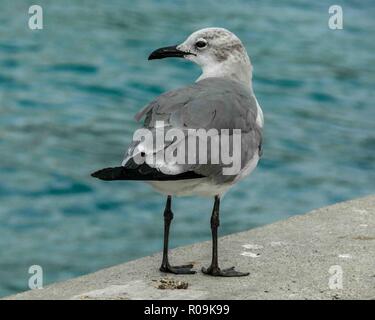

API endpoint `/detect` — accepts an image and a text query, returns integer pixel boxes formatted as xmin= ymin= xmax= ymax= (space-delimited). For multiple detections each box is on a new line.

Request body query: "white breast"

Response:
xmin=148 ymin=178 xmax=233 ymax=197
xmin=255 ymin=97 xmax=264 ymax=128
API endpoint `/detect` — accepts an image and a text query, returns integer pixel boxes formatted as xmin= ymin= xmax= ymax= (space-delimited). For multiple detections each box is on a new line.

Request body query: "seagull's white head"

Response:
xmin=149 ymin=28 xmax=253 ymax=88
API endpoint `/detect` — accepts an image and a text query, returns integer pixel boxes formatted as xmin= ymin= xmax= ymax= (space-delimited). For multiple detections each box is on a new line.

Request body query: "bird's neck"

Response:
xmin=197 ymin=59 xmax=253 ymax=90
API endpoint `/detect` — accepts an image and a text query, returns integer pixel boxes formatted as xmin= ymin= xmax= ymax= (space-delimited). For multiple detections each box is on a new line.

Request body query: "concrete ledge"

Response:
xmin=5 ymin=195 xmax=375 ymax=300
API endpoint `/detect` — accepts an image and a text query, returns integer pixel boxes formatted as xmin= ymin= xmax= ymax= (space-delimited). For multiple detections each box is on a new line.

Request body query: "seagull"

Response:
xmin=92 ymin=28 xmax=263 ymax=277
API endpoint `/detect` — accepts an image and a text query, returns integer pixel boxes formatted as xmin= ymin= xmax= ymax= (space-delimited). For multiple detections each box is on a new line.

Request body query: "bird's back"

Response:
xmin=126 ymin=77 xmax=263 ymax=186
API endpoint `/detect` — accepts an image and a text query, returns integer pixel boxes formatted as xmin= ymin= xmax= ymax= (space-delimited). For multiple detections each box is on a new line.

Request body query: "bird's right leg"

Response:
xmin=159 ymin=195 xmax=196 ymax=274
xmin=202 ymin=195 xmax=249 ymax=277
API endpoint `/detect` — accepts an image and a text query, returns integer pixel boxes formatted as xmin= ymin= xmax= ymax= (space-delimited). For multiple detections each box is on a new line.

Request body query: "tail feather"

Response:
xmin=91 ymin=166 xmax=204 ymax=181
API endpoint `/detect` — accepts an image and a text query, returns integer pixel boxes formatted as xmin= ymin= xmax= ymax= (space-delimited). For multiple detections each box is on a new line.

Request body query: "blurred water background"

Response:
xmin=0 ymin=0 xmax=374 ymax=297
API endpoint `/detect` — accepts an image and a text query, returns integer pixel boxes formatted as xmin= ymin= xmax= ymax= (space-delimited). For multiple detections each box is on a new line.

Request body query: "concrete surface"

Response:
xmin=5 ymin=195 xmax=375 ymax=300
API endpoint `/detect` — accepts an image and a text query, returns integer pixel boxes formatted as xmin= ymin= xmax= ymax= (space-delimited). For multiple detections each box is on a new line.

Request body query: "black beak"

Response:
xmin=148 ymin=45 xmax=193 ymax=60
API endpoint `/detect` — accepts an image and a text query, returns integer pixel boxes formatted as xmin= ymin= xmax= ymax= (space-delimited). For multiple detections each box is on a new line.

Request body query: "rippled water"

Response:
xmin=0 ymin=0 xmax=374 ymax=296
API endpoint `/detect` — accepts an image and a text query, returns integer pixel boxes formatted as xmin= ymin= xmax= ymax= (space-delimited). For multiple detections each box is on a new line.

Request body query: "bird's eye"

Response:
xmin=195 ymin=39 xmax=207 ymax=49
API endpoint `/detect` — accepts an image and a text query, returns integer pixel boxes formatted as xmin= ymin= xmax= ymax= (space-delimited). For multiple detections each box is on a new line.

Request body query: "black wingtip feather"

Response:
xmin=91 ymin=167 xmax=124 ymax=181
xmin=91 ymin=164 xmax=205 ymax=181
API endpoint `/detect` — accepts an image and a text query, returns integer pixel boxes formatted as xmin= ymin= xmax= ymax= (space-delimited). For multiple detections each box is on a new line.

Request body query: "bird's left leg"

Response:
xmin=159 ymin=195 xmax=196 ymax=274
xmin=202 ymin=195 xmax=249 ymax=277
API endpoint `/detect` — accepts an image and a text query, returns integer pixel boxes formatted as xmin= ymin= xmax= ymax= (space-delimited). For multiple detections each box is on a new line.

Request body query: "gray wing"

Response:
xmin=125 ymin=77 xmax=262 ymax=183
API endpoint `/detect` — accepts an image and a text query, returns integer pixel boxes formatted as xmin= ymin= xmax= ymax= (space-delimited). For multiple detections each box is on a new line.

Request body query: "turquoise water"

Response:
xmin=0 ymin=0 xmax=374 ymax=296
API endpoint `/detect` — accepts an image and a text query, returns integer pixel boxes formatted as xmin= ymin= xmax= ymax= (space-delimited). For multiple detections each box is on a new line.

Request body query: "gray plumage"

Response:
xmin=125 ymin=77 xmax=262 ymax=185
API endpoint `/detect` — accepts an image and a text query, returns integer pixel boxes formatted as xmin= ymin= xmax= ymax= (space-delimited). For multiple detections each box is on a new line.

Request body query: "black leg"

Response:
xmin=202 ymin=195 xmax=249 ymax=277
xmin=159 ymin=196 xmax=196 ymax=274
